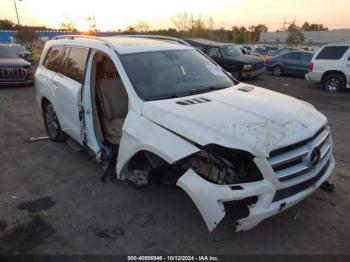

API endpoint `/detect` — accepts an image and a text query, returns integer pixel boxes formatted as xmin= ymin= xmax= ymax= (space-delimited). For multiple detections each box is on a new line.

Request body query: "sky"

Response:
xmin=1 ymin=0 xmax=350 ymax=31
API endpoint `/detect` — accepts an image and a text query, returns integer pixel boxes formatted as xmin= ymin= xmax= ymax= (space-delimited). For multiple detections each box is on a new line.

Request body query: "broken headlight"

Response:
xmin=185 ymin=145 xmax=263 ymax=185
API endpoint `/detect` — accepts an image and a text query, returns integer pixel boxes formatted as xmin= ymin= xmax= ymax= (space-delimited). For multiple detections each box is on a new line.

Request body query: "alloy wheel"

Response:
xmin=325 ymin=78 xmax=340 ymax=92
xmin=45 ymin=104 xmax=59 ymax=139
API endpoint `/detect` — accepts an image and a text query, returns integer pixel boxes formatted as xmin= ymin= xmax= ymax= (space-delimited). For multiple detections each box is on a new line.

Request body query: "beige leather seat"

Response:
xmin=96 ymin=58 xmax=128 ymax=144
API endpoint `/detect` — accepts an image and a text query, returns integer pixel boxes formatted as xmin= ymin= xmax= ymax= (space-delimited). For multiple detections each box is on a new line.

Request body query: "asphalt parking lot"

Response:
xmin=0 ymin=73 xmax=349 ymax=255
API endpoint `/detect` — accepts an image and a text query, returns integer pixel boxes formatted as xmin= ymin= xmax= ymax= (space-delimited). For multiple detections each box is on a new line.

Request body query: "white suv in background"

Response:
xmin=306 ymin=43 xmax=350 ymax=92
xmin=35 ymin=35 xmax=335 ymax=232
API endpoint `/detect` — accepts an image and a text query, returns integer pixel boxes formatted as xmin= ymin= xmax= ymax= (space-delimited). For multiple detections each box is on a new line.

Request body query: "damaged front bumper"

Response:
xmin=176 ymin=154 xmax=335 ymax=232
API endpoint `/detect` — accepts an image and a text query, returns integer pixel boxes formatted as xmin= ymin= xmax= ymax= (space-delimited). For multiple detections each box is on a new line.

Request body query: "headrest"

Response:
xmin=102 ymin=58 xmax=116 ymax=74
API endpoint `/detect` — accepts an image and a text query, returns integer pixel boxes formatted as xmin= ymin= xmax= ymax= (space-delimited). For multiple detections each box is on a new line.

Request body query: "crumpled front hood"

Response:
xmin=142 ymin=84 xmax=327 ymax=157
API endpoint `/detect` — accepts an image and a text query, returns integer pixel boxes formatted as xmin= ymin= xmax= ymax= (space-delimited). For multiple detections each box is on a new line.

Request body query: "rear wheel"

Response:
xmin=43 ymin=102 xmax=67 ymax=142
xmin=272 ymin=65 xmax=283 ymax=76
xmin=322 ymin=74 xmax=345 ymax=92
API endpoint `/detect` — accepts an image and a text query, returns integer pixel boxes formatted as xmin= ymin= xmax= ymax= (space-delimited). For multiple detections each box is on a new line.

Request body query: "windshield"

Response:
xmin=220 ymin=45 xmax=242 ymax=58
xmin=121 ymin=49 xmax=234 ymax=100
xmin=0 ymin=46 xmax=18 ymax=58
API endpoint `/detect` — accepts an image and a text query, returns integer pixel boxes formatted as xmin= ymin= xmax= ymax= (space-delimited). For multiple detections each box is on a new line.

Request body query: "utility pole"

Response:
xmin=13 ymin=0 xmax=22 ymax=25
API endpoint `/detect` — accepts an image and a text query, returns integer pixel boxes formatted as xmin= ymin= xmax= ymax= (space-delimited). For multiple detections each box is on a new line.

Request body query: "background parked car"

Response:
xmin=251 ymin=47 xmax=268 ymax=57
xmin=0 ymin=44 xmax=33 ymax=86
xmin=306 ymin=43 xmax=350 ymax=92
xmin=268 ymin=47 xmax=299 ymax=57
xmin=265 ymin=50 xmax=314 ymax=77
xmin=184 ymin=38 xmax=264 ymax=80
xmin=10 ymin=44 xmax=35 ymax=65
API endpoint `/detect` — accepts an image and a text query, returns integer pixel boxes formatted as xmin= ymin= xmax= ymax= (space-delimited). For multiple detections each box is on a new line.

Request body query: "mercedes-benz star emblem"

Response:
xmin=309 ymin=147 xmax=321 ymax=167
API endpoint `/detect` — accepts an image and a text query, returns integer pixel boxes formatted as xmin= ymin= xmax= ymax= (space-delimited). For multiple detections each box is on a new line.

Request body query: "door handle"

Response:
xmin=53 ymin=82 xmax=58 ymax=88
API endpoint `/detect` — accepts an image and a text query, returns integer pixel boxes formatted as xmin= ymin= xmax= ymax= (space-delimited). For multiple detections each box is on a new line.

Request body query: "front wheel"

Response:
xmin=43 ymin=102 xmax=67 ymax=142
xmin=322 ymin=74 xmax=345 ymax=92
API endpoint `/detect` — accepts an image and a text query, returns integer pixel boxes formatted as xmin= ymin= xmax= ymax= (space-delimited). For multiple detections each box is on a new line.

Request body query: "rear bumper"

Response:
xmin=177 ymin=153 xmax=335 ymax=232
xmin=305 ymin=72 xmax=322 ymax=84
xmin=241 ymin=67 xmax=265 ymax=79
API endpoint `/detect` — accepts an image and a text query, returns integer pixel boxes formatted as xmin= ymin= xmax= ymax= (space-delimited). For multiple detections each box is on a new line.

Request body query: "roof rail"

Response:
xmin=52 ymin=35 xmax=116 ymax=50
xmin=117 ymin=34 xmax=191 ymax=46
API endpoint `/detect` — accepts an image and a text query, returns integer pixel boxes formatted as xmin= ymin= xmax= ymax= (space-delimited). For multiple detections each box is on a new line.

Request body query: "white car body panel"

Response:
xmin=143 ymin=84 xmax=327 ymax=158
xmin=51 ymin=74 xmax=83 ymax=143
xmin=116 ymin=111 xmax=200 ymax=178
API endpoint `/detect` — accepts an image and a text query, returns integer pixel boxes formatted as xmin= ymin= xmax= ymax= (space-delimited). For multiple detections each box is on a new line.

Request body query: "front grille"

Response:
xmin=0 ymin=67 xmax=28 ymax=81
xmin=268 ymin=126 xmax=332 ymax=182
xmin=272 ymin=160 xmax=330 ymax=202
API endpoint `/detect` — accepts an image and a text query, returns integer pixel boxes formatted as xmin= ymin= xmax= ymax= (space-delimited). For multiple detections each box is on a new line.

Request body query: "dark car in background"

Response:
xmin=10 ymin=44 xmax=35 ymax=65
xmin=264 ymin=50 xmax=314 ymax=77
xmin=184 ymin=38 xmax=264 ymax=80
xmin=0 ymin=44 xmax=33 ymax=86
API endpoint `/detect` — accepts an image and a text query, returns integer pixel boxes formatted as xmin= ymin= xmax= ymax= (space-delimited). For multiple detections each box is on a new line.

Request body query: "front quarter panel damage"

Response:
xmin=116 ymin=111 xmax=200 ymax=179
xmin=176 ymin=168 xmax=275 ymax=231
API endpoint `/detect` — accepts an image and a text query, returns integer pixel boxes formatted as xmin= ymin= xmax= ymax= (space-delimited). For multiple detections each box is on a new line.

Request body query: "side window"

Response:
xmin=208 ymin=47 xmax=221 ymax=58
xmin=65 ymin=47 xmax=89 ymax=84
xmin=43 ymin=46 xmax=63 ymax=72
xmin=316 ymin=46 xmax=349 ymax=60
xmin=301 ymin=53 xmax=313 ymax=62
xmin=287 ymin=52 xmax=302 ymax=60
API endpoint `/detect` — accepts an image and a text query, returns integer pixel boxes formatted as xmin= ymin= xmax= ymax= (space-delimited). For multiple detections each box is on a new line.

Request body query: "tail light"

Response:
xmin=307 ymin=62 xmax=313 ymax=72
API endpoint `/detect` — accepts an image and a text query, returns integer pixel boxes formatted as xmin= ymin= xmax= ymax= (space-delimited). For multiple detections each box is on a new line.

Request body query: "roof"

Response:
xmin=184 ymin=38 xmax=232 ymax=47
xmin=49 ymin=36 xmax=193 ymax=54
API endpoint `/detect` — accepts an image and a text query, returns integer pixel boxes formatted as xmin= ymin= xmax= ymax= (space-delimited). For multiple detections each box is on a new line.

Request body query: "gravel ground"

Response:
xmin=0 ymin=73 xmax=349 ymax=255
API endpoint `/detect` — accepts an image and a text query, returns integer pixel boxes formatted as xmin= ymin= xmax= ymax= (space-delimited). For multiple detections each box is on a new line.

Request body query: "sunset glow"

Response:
xmin=1 ymin=0 xmax=350 ymax=31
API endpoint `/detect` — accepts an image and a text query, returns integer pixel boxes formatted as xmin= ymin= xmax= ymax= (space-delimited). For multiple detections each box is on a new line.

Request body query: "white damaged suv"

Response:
xmin=35 ymin=35 xmax=335 ymax=232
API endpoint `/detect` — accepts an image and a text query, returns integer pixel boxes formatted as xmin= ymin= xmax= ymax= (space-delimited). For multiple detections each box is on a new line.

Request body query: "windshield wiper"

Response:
xmin=189 ymin=86 xmax=228 ymax=95
xmin=145 ymin=94 xmax=180 ymax=101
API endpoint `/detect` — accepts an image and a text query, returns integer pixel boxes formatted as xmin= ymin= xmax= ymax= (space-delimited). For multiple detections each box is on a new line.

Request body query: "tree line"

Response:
xmin=0 ymin=12 xmax=330 ymax=45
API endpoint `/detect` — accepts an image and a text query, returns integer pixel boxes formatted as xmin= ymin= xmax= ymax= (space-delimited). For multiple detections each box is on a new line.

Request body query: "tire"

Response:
xmin=272 ymin=65 xmax=283 ymax=76
xmin=43 ymin=102 xmax=67 ymax=142
xmin=322 ymin=74 xmax=346 ymax=92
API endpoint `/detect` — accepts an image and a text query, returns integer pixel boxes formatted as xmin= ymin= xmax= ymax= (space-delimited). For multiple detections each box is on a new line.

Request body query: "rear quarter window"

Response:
xmin=43 ymin=46 xmax=63 ymax=72
xmin=301 ymin=53 xmax=313 ymax=62
xmin=64 ymin=47 xmax=89 ymax=84
xmin=316 ymin=46 xmax=349 ymax=60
